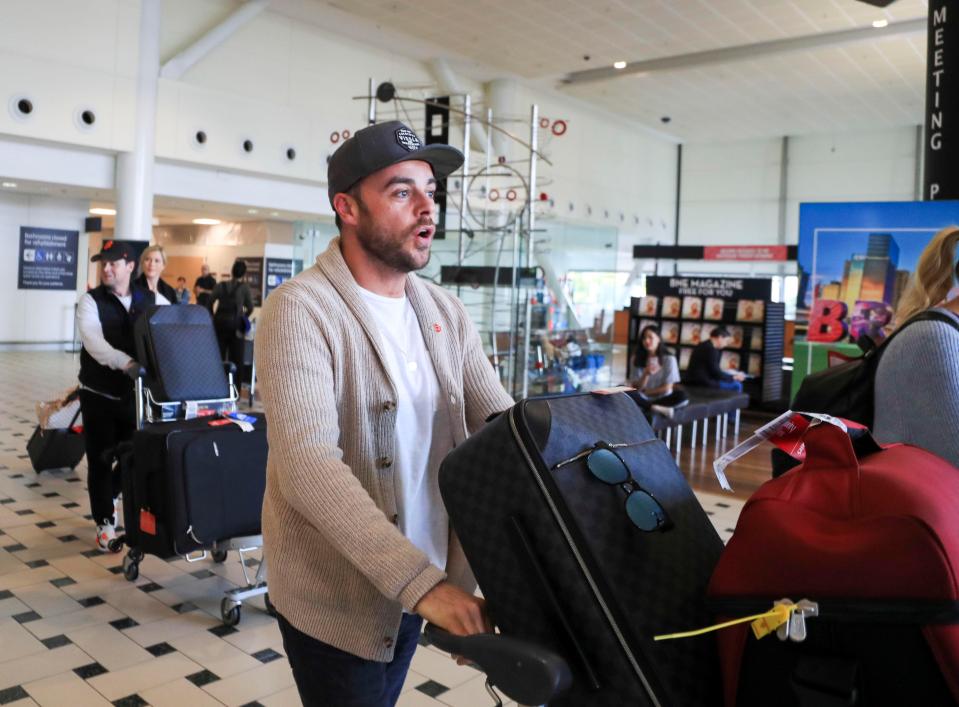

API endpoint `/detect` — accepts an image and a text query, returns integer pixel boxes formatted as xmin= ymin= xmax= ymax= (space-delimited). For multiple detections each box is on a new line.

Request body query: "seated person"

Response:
xmin=874 ymin=226 xmax=959 ymax=468
xmin=685 ymin=326 xmax=746 ymax=391
xmin=629 ymin=325 xmax=688 ymax=417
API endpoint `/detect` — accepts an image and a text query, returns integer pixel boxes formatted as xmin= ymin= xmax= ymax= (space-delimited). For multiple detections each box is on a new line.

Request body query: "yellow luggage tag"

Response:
xmin=654 ymin=602 xmax=795 ymax=642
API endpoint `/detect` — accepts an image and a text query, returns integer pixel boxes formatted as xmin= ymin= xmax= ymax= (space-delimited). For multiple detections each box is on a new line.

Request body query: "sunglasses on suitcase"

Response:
xmin=554 ymin=441 xmax=672 ymax=532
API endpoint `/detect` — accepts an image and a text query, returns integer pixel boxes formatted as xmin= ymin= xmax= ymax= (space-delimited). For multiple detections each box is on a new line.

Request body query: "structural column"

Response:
xmin=115 ymin=0 xmax=161 ymax=241
xmin=924 ymin=0 xmax=958 ymax=200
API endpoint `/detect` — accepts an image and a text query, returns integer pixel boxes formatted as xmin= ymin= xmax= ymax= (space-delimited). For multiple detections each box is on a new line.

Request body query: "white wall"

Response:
xmin=677 ymin=125 xmax=919 ymax=274
xmin=0 ymin=193 xmax=89 ymax=344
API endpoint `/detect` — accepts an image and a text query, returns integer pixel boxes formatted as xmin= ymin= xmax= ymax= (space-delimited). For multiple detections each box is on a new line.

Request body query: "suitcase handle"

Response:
xmin=508 ymin=514 xmax=602 ymax=691
xmin=423 ymin=623 xmax=572 ymax=705
xmin=784 ymin=423 xmax=881 ymax=518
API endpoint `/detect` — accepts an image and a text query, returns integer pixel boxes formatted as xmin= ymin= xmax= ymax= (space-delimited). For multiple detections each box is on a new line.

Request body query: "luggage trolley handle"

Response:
xmin=127 ymin=364 xmax=148 ymax=430
xmin=423 ymin=624 xmax=571 ymax=706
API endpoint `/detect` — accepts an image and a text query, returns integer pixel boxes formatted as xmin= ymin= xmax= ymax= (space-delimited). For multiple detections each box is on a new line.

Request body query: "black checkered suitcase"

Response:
xmin=438 ymin=391 xmax=724 ymax=706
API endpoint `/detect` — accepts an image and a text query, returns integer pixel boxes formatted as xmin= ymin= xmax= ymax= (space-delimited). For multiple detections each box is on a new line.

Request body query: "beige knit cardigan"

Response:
xmin=254 ymin=237 xmax=514 ymax=661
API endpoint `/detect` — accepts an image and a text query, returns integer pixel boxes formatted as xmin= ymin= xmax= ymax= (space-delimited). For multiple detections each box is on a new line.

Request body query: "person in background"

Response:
xmin=629 ymin=324 xmax=688 ymax=418
xmin=174 ymin=276 xmax=191 ymax=305
xmin=75 ymin=240 xmax=155 ymax=550
xmin=135 ymin=245 xmax=177 ymax=305
xmin=874 ymin=225 xmax=959 ymax=467
xmin=256 ymin=120 xmax=513 ymax=706
xmin=194 ymin=263 xmax=216 ymax=311
xmin=685 ymin=326 xmax=746 ymax=391
xmin=211 ymin=260 xmax=254 ymax=380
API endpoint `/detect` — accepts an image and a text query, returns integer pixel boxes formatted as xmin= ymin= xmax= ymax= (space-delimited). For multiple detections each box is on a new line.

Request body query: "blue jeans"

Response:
xmin=717 ymin=379 xmax=743 ymax=392
xmin=277 ymin=612 xmax=423 ymax=707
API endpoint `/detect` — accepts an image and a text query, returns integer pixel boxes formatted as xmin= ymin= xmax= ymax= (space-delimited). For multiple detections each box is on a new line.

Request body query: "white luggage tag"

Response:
xmin=218 ymin=412 xmax=255 ymax=433
xmin=711 ymin=411 xmax=849 ymax=492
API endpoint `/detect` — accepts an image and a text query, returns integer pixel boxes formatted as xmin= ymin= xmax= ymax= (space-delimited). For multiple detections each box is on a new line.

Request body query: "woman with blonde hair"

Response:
xmin=134 ymin=245 xmax=178 ymax=305
xmin=874 ymin=225 xmax=959 ymax=467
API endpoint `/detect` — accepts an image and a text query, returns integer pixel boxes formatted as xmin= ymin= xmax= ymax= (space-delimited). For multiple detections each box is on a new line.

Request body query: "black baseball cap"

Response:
xmin=327 ymin=120 xmax=463 ymax=205
xmin=91 ymin=239 xmax=136 ymax=263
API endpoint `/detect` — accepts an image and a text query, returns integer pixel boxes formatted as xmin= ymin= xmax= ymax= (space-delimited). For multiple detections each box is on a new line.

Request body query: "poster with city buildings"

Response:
xmin=797 ymin=201 xmax=959 ymax=343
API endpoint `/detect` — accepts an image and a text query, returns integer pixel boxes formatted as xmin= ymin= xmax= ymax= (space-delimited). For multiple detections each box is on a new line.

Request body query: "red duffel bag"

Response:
xmin=708 ymin=417 xmax=959 ymax=707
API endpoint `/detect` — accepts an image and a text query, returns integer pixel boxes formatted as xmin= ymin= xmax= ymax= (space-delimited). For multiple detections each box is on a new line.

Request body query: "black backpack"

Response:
xmin=791 ymin=309 xmax=959 ymax=428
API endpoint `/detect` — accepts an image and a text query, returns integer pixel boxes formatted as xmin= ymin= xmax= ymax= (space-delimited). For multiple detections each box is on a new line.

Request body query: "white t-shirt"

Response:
xmin=358 ymin=287 xmax=454 ymax=573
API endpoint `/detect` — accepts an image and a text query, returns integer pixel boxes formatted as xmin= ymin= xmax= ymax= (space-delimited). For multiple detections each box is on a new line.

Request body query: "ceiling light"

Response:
xmin=613 ymin=60 xmax=627 ymax=69
xmin=247 ymin=209 xmax=258 ymax=214
xmin=193 ymin=218 xmax=221 ymax=225
xmin=872 ymin=19 xmax=888 ymax=28
xmin=271 ymin=211 xmax=279 ymax=216
xmin=1 ymin=182 xmax=16 ymax=188
xmin=89 ymin=207 xmax=116 ymax=215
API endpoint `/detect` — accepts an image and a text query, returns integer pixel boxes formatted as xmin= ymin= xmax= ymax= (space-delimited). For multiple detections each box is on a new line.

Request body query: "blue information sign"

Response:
xmin=18 ymin=226 xmax=79 ymax=290
xmin=264 ymin=258 xmax=303 ymax=299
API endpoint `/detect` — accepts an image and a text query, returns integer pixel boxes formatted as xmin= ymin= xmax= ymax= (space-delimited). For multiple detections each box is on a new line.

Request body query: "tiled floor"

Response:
xmin=0 ymin=352 xmax=745 ymax=707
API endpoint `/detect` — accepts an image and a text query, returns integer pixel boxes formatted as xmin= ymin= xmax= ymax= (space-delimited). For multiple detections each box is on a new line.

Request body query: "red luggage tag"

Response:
xmin=712 ymin=411 xmax=855 ymax=491
xmin=140 ymin=509 xmax=157 ymax=535
xmin=765 ymin=413 xmax=811 ymax=461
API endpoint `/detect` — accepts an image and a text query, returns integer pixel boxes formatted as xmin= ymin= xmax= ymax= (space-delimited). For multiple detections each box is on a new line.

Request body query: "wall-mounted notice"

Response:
xmin=18 ymin=227 xmax=79 ymax=290
xmin=264 ymin=258 xmax=303 ymax=299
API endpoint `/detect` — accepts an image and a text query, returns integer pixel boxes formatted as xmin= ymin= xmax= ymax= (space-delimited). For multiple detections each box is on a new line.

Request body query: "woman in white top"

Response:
xmin=134 ymin=245 xmax=178 ymax=305
xmin=630 ymin=324 xmax=688 ymax=417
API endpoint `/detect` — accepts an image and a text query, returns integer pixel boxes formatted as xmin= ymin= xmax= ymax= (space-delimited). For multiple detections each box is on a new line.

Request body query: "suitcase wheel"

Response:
xmin=221 ymin=597 xmax=241 ymax=627
xmin=122 ymin=548 xmax=143 ymax=582
xmin=212 ymin=549 xmax=228 ymax=563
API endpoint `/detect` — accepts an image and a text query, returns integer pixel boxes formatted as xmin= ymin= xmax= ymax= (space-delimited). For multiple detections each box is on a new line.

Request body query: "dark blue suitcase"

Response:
xmin=438 ymin=392 xmax=723 ymax=706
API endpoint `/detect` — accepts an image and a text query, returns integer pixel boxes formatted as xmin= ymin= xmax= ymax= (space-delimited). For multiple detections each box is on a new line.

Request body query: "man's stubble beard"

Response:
xmin=354 ymin=208 xmax=430 ymax=274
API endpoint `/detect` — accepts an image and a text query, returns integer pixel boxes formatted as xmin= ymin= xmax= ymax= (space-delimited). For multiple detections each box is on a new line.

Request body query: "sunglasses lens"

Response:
xmin=587 ymin=448 xmax=629 ymax=485
xmin=625 ymin=490 xmax=667 ymax=531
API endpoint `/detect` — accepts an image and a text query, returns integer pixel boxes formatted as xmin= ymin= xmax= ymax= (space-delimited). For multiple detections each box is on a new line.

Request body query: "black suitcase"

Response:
xmin=119 ymin=415 xmax=267 ymax=560
xmin=438 ymin=392 xmax=724 ymax=706
xmin=27 ymin=405 xmax=84 ymax=473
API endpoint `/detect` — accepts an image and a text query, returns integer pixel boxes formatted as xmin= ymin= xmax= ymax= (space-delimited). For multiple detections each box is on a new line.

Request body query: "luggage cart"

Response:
xmin=111 ymin=304 xmax=271 ymax=626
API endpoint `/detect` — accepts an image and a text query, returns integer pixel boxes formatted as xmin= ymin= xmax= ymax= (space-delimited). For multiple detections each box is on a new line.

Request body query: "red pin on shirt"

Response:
xmin=433 ymin=323 xmax=442 ymax=333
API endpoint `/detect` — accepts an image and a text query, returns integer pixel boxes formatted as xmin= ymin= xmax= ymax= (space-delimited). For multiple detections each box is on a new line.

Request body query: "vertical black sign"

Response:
xmin=425 ymin=96 xmax=450 ymax=238
xmin=924 ymin=0 xmax=957 ymax=200
xmin=237 ymin=257 xmax=264 ymax=307
xmin=17 ymin=227 xmax=79 ymax=290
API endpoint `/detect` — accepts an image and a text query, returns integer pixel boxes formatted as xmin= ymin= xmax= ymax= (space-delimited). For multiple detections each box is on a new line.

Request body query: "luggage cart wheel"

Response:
xmin=264 ymin=592 xmax=277 ymax=617
xmin=221 ymin=597 xmax=241 ymax=626
xmin=212 ymin=549 xmax=228 ymax=563
xmin=122 ymin=555 xmax=139 ymax=582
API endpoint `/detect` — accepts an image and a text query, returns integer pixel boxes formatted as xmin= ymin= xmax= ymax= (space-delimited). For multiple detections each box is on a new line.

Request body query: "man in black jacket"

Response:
xmin=685 ymin=326 xmax=746 ymax=391
xmin=76 ymin=240 xmax=155 ymax=551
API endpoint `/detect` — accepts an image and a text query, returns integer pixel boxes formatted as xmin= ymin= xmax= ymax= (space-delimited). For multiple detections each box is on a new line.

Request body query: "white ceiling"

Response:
xmin=311 ymin=0 xmax=929 ymax=142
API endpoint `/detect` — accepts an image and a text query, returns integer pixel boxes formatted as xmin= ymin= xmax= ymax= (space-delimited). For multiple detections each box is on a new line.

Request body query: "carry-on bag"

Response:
xmin=27 ymin=405 xmax=84 ymax=473
xmin=708 ymin=417 xmax=959 ymax=707
xmin=119 ymin=415 xmax=267 ymax=560
xmin=438 ymin=391 xmax=724 ymax=706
